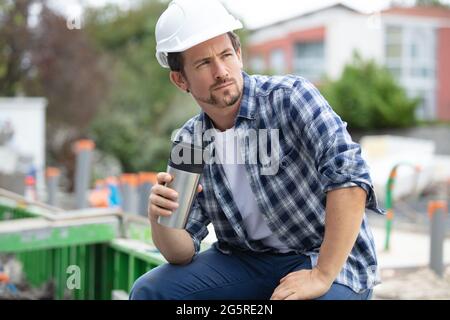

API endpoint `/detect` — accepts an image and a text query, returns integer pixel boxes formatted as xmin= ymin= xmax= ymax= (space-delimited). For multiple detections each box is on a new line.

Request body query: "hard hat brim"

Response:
xmin=156 ymin=19 xmax=243 ymax=68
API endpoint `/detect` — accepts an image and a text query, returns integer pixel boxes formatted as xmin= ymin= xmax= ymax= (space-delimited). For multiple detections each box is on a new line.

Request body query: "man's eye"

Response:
xmin=197 ymin=61 xmax=208 ymax=68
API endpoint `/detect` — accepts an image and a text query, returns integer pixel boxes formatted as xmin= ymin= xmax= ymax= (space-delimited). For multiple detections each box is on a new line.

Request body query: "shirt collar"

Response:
xmin=236 ymin=71 xmax=257 ymax=121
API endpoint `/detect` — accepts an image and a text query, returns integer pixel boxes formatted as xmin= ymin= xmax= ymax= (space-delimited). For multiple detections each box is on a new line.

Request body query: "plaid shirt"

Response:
xmin=175 ymin=72 xmax=385 ymax=293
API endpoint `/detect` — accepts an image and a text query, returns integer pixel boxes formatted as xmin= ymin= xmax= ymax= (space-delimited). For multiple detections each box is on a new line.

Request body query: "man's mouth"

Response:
xmin=213 ymin=81 xmax=234 ymax=91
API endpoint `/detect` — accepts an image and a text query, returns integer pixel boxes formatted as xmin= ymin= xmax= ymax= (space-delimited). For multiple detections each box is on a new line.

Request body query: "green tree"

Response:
xmin=1 ymin=1 xmax=111 ymax=190
xmin=415 ymin=0 xmax=450 ymax=7
xmin=0 ymin=0 xmax=33 ymax=95
xmin=321 ymin=54 xmax=419 ymax=130
xmin=85 ymin=1 xmax=198 ymax=173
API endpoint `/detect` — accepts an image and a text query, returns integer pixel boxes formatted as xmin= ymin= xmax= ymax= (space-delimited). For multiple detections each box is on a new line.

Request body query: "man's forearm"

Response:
xmin=316 ymin=186 xmax=366 ymax=283
xmin=150 ymin=218 xmax=195 ymax=265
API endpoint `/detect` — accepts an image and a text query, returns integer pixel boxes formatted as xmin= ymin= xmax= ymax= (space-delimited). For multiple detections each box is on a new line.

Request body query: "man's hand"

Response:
xmin=270 ymin=268 xmax=333 ymax=300
xmin=148 ymin=172 xmax=202 ymax=223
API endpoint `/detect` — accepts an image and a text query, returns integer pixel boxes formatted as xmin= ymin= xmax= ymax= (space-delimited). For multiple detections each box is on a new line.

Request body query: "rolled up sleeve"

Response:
xmin=185 ymin=199 xmax=211 ymax=255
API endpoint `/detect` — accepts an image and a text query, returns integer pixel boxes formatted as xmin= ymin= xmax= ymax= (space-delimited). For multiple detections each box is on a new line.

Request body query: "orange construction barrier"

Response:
xmin=138 ymin=172 xmax=158 ymax=185
xmin=74 ymin=139 xmax=95 ymax=154
xmin=0 ymin=273 xmax=10 ymax=283
xmin=120 ymin=173 xmax=138 ymax=187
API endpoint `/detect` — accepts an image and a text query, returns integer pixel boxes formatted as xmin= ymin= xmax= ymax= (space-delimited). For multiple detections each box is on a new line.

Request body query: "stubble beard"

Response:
xmin=197 ymin=82 xmax=242 ymax=109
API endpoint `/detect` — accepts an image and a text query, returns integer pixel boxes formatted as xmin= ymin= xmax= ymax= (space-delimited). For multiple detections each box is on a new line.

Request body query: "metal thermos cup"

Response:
xmin=157 ymin=141 xmax=204 ymax=229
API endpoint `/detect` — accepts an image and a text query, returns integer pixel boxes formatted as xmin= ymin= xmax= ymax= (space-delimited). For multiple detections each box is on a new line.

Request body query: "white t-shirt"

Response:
xmin=212 ymin=127 xmax=291 ymax=252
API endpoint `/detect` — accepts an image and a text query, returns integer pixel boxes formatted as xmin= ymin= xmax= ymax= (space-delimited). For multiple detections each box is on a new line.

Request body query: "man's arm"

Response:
xmin=150 ymin=217 xmax=195 ymax=265
xmin=271 ymin=78 xmax=380 ymax=300
xmin=271 ymin=186 xmax=366 ymax=300
xmin=317 ymin=186 xmax=366 ymax=282
xmin=149 ymin=172 xmax=201 ymax=265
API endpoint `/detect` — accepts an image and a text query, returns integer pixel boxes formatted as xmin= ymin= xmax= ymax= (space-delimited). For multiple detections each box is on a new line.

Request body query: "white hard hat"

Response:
xmin=155 ymin=0 xmax=243 ymax=68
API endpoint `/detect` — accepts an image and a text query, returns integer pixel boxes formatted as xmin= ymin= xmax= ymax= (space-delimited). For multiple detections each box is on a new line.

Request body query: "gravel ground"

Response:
xmin=373 ymin=266 xmax=450 ymax=300
xmin=368 ymin=191 xmax=450 ymax=300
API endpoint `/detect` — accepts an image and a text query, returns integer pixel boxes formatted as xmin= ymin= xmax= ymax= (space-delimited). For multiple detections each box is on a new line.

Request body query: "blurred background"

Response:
xmin=0 ymin=0 xmax=449 ymax=300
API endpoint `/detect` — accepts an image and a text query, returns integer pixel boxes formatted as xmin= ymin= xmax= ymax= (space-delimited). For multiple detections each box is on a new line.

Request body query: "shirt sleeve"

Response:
xmin=289 ymin=78 xmax=385 ymax=214
xmin=185 ymin=197 xmax=211 ymax=255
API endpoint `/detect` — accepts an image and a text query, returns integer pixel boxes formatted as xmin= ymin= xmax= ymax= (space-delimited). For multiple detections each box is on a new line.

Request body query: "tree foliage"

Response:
xmin=0 ymin=0 xmax=248 ymax=179
xmin=321 ymin=54 xmax=419 ymax=130
xmin=85 ymin=1 xmax=198 ymax=173
xmin=415 ymin=0 xmax=450 ymax=7
xmin=1 ymin=1 xmax=111 ymax=190
xmin=0 ymin=0 xmax=33 ymax=95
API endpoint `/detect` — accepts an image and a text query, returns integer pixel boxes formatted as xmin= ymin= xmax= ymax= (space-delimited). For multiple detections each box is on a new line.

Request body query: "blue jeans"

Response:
xmin=129 ymin=245 xmax=372 ymax=300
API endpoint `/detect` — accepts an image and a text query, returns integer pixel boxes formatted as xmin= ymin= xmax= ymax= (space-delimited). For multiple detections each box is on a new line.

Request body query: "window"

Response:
xmin=385 ymin=26 xmax=403 ymax=78
xmin=386 ymin=43 xmax=402 ymax=59
xmin=384 ymin=25 xmax=437 ymax=120
xmin=386 ymin=26 xmax=402 ymax=43
xmin=408 ymin=27 xmax=435 ymax=80
xmin=385 ymin=25 xmax=436 ymax=80
xmin=269 ymin=49 xmax=285 ymax=74
xmin=293 ymin=41 xmax=325 ymax=82
xmin=250 ymin=55 xmax=265 ymax=73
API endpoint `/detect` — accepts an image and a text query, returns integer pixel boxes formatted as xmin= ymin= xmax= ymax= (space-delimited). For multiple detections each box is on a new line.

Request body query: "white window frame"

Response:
xmin=293 ymin=41 xmax=325 ymax=82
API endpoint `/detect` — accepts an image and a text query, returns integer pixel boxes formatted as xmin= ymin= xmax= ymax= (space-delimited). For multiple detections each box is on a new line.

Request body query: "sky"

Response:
xmin=49 ymin=0 xmax=449 ymax=30
xmin=222 ymin=0 xmax=394 ymax=29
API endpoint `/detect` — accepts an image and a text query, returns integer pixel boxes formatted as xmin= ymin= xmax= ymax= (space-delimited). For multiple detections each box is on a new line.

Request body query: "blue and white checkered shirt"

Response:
xmin=175 ymin=71 xmax=385 ymax=293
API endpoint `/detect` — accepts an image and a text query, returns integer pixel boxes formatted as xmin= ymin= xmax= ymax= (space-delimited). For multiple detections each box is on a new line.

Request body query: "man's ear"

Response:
xmin=170 ymin=71 xmax=189 ymax=92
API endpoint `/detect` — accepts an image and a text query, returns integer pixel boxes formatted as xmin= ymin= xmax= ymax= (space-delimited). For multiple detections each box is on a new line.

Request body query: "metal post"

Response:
xmin=138 ymin=172 xmax=157 ymax=217
xmin=46 ymin=167 xmax=60 ymax=206
xmin=24 ymin=175 xmax=37 ymax=202
xmin=428 ymin=200 xmax=448 ymax=277
xmin=384 ymin=166 xmax=397 ymax=251
xmin=74 ymin=140 xmax=95 ymax=209
xmin=120 ymin=174 xmax=138 ymax=214
xmin=384 ymin=163 xmax=421 ymax=251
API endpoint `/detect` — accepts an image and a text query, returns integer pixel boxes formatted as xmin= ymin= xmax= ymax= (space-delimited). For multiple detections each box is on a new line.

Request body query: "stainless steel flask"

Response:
xmin=157 ymin=141 xmax=204 ymax=229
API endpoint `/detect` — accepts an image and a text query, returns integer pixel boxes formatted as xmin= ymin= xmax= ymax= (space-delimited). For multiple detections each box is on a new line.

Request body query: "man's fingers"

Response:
xmin=279 ymin=273 xmax=293 ymax=283
xmin=156 ymin=172 xmax=173 ymax=185
xmin=270 ymin=283 xmax=288 ymax=300
xmin=147 ymin=173 xmax=179 ymax=221
xmin=280 ymin=269 xmax=305 ymax=283
xmin=197 ymin=184 xmax=203 ymax=193
xmin=150 ymin=193 xmax=179 ymax=210
xmin=284 ymin=292 xmax=299 ymax=300
xmin=270 ymin=288 xmax=294 ymax=300
xmin=152 ymin=184 xmax=178 ymax=201
xmin=150 ymin=204 xmax=173 ymax=217
xmin=280 ymin=272 xmax=295 ymax=283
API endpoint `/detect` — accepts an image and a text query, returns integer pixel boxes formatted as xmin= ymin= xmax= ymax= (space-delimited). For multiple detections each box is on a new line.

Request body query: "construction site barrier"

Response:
xmin=0 ymin=190 xmax=165 ymax=300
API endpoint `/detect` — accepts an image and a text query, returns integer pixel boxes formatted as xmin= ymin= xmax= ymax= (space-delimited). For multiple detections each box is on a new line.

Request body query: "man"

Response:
xmin=130 ymin=0 xmax=384 ymax=300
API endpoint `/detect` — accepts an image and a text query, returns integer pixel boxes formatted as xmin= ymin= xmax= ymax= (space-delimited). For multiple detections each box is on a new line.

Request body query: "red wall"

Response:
xmin=248 ymin=26 xmax=325 ymax=73
xmin=437 ymin=27 xmax=450 ymax=120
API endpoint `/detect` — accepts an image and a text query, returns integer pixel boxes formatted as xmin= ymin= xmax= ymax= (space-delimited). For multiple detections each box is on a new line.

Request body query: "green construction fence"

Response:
xmin=0 ymin=201 xmax=165 ymax=300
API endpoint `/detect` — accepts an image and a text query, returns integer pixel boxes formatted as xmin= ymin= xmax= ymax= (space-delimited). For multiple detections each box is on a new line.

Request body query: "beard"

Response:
xmin=195 ymin=79 xmax=242 ymax=108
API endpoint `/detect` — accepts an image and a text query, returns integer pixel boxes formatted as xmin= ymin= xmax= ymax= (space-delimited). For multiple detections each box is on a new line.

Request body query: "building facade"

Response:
xmin=247 ymin=5 xmax=450 ymax=121
xmin=0 ymin=97 xmax=47 ymax=192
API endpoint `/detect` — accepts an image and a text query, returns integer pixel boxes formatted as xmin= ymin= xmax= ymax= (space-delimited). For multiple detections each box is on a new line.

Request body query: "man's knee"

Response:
xmin=129 ymin=272 xmax=155 ymax=300
xmin=129 ymin=268 xmax=171 ymax=300
xmin=129 ymin=265 xmax=187 ymax=300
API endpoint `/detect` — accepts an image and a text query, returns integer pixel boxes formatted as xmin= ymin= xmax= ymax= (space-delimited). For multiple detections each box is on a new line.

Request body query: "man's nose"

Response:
xmin=212 ymin=60 xmax=229 ymax=80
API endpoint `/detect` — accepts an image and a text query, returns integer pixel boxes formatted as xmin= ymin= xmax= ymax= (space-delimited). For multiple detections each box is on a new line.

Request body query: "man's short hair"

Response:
xmin=167 ymin=31 xmax=241 ymax=73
